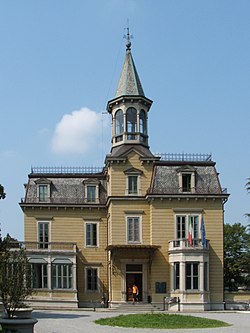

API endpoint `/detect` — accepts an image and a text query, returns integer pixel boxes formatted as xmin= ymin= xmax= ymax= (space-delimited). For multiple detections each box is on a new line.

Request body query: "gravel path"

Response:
xmin=33 ymin=310 xmax=250 ymax=333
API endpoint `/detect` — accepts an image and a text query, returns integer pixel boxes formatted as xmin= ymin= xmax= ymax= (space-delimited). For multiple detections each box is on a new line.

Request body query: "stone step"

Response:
xmin=110 ymin=302 xmax=160 ymax=312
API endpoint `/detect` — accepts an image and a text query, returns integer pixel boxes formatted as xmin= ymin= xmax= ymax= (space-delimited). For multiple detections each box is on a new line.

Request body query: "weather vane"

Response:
xmin=124 ymin=19 xmax=133 ymax=51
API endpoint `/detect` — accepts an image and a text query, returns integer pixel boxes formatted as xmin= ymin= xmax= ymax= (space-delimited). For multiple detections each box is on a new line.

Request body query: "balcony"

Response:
xmin=16 ymin=241 xmax=77 ymax=253
xmin=168 ymin=239 xmax=209 ymax=253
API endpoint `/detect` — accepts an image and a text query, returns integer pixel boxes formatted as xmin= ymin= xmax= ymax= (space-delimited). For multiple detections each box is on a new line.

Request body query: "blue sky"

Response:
xmin=0 ymin=0 xmax=249 ymax=239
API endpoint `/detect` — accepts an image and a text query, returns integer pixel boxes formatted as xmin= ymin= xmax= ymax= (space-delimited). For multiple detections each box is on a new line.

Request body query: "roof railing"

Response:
xmin=154 ymin=153 xmax=212 ymax=162
xmin=31 ymin=166 xmax=103 ymax=174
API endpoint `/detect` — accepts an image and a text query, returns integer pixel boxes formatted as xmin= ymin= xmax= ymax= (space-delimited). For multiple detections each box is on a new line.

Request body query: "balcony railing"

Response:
xmin=16 ymin=241 xmax=77 ymax=252
xmin=169 ymin=239 xmax=210 ymax=251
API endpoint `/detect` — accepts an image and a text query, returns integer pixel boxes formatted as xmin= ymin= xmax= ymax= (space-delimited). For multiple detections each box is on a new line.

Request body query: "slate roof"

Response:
xmin=115 ymin=48 xmax=145 ymax=97
xmin=23 ymin=175 xmax=107 ymax=205
xmin=108 ymin=144 xmax=156 ymax=159
xmin=149 ymin=162 xmax=225 ymax=195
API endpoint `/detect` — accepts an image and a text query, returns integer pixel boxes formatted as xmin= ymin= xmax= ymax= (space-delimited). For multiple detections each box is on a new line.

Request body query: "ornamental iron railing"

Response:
xmin=154 ymin=153 xmax=212 ymax=162
xmin=31 ymin=166 xmax=103 ymax=174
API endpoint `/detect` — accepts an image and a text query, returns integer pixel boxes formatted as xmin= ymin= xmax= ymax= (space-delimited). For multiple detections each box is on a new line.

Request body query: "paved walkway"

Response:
xmin=33 ymin=309 xmax=250 ymax=333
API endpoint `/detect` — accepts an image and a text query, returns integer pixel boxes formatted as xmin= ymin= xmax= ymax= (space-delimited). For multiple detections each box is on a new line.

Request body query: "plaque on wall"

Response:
xmin=155 ymin=282 xmax=166 ymax=293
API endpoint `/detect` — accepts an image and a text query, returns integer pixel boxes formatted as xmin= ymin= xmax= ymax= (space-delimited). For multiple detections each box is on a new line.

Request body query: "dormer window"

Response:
xmin=35 ymin=178 xmax=51 ymax=202
xmin=39 ymin=185 xmax=48 ymax=202
xmin=124 ymin=168 xmax=142 ymax=196
xmin=182 ymin=173 xmax=192 ymax=192
xmin=177 ymin=166 xmax=196 ymax=193
xmin=83 ymin=179 xmax=100 ymax=203
xmin=87 ymin=186 xmax=96 ymax=203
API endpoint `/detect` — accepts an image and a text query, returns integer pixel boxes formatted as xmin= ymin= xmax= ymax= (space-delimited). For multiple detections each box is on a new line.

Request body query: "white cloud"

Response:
xmin=51 ymin=107 xmax=108 ymax=154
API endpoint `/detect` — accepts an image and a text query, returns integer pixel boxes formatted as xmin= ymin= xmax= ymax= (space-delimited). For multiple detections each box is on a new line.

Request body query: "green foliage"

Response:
xmin=0 ymin=235 xmax=33 ymax=318
xmin=0 ymin=184 xmax=6 ymax=199
xmin=246 ymin=178 xmax=250 ymax=218
xmin=95 ymin=314 xmax=230 ymax=329
xmin=224 ymin=222 xmax=250 ymax=290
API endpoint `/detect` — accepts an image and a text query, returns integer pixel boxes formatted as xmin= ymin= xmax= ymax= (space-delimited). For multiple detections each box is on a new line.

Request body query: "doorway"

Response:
xmin=126 ymin=264 xmax=143 ymax=302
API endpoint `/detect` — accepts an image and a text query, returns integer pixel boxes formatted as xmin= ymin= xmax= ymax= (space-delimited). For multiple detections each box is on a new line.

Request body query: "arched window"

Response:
xmin=126 ymin=108 xmax=137 ymax=140
xmin=139 ymin=110 xmax=147 ymax=134
xmin=115 ymin=109 xmax=124 ymax=135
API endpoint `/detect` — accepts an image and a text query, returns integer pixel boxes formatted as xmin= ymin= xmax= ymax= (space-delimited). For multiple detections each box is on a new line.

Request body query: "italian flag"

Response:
xmin=188 ymin=216 xmax=193 ymax=246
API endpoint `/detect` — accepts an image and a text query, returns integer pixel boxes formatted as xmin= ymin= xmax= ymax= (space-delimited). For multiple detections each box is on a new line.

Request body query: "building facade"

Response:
xmin=20 ymin=33 xmax=229 ymax=311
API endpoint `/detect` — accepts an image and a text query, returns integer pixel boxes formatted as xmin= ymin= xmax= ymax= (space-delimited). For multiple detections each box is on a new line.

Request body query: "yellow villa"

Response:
xmin=20 ymin=32 xmax=229 ymax=311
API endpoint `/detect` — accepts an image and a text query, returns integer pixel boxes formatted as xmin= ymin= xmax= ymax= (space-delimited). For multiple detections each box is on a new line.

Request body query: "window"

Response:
xmin=86 ymin=223 xmax=98 ymax=247
xmin=86 ymin=268 xmax=98 ymax=291
xmin=128 ymin=175 xmax=138 ymax=194
xmin=38 ymin=222 xmax=49 ymax=249
xmin=115 ymin=109 xmax=124 ymax=136
xmin=87 ymin=185 xmax=96 ymax=202
xmin=139 ymin=110 xmax=146 ymax=134
xmin=175 ymin=214 xmax=199 ymax=245
xmin=176 ymin=216 xmax=186 ymax=239
xmin=35 ymin=178 xmax=51 ymax=202
xmin=52 ymin=263 xmax=72 ymax=289
xmin=127 ymin=217 xmax=141 ymax=243
xmin=186 ymin=263 xmax=199 ymax=290
xmin=32 ymin=263 xmax=48 ymax=288
xmin=126 ymin=107 xmax=137 ymax=140
xmin=174 ymin=262 xmax=180 ymax=290
xmin=177 ymin=167 xmax=196 ymax=193
xmin=124 ymin=168 xmax=142 ymax=196
xmin=39 ymin=185 xmax=48 ymax=202
xmin=182 ymin=174 xmax=191 ymax=192
xmin=83 ymin=179 xmax=99 ymax=204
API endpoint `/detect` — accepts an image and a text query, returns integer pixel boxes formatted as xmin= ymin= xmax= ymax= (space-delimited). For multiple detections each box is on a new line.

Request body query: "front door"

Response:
xmin=126 ymin=264 xmax=143 ymax=302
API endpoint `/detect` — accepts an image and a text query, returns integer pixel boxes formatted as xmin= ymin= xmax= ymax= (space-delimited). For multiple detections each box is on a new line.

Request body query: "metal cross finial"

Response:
xmin=124 ymin=20 xmax=133 ymax=52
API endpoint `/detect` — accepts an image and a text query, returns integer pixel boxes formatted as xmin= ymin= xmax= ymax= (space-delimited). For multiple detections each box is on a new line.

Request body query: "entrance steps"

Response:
xmin=110 ymin=302 xmax=161 ymax=313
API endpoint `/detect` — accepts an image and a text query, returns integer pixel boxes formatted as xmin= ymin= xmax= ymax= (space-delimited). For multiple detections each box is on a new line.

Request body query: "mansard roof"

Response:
xmin=22 ymin=174 xmax=107 ymax=206
xmin=148 ymin=161 xmax=227 ymax=196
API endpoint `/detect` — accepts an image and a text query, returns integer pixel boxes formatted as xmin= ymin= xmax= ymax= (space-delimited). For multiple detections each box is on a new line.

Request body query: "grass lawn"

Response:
xmin=95 ymin=313 xmax=230 ymax=329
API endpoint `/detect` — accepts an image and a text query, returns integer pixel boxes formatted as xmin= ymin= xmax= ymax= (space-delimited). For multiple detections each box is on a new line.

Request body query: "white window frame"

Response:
xmin=175 ymin=214 xmax=200 ymax=243
xmin=83 ymin=181 xmax=99 ymax=203
xmin=31 ymin=263 xmax=48 ymax=289
xmin=85 ymin=267 xmax=99 ymax=292
xmin=37 ymin=221 xmax=50 ymax=249
xmin=85 ymin=221 xmax=99 ymax=247
xmin=185 ymin=262 xmax=199 ymax=290
xmin=126 ymin=216 xmax=142 ymax=244
xmin=125 ymin=174 xmax=141 ymax=196
xmin=52 ymin=263 xmax=73 ymax=289
xmin=178 ymin=171 xmax=195 ymax=193
xmin=36 ymin=183 xmax=51 ymax=202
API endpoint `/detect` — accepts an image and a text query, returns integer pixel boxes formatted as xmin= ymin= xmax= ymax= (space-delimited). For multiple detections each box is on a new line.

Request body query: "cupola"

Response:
xmin=107 ymin=29 xmax=153 ymax=150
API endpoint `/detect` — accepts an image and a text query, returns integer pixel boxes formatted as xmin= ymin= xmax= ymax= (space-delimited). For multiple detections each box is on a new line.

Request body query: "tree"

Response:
xmin=224 ymin=223 xmax=250 ymax=290
xmin=0 ymin=184 xmax=6 ymax=199
xmin=246 ymin=178 xmax=250 ymax=218
xmin=0 ymin=233 xmax=33 ymax=318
